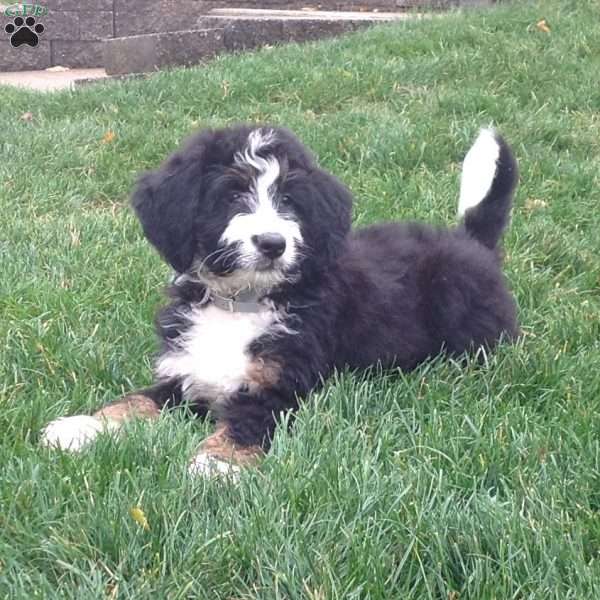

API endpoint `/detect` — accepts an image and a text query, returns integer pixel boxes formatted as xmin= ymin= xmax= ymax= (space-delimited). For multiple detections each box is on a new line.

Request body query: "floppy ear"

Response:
xmin=315 ymin=170 xmax=353 ymax=262
xmin=131 ymin=154 xmax=203 ymax=273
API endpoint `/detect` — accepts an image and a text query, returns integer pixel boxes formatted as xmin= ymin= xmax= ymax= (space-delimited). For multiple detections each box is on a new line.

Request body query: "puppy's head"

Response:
xmin=132 ymin=125 xmax=352 ymax=294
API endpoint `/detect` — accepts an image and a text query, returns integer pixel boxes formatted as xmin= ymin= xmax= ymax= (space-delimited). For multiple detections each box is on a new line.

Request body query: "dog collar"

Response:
xmin=210 ymin=290 xmax=268 ymax=314
xmin=171 ymin=272 xmax=270 ymax=314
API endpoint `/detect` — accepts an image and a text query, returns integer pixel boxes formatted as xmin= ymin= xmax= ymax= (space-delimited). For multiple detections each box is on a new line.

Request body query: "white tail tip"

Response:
xmin=458 ymin=128 xmax=501 ymax=217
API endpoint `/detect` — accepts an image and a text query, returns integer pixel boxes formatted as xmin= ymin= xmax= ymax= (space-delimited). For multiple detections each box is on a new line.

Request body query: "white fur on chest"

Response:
xmin=156 ymin=304 xmax=277 ymax=404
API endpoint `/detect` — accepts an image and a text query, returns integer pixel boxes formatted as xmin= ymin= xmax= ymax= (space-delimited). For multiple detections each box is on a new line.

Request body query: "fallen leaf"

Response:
xmin=536 ymin=18 xmax=551 ymax=33
xmin=107 ymin=583 xmax=119 ymax=600
xmin=101 ymin=130 xmax=116 ymax=144
xmin=130 ymin=506 xmax=150 ymax=530
xmin=524 ymin=198 xmax=549 ymax=211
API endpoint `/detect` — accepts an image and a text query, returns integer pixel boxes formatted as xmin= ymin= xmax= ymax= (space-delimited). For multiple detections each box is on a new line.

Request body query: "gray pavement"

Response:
xmin=0 ymin=67 xmax=108 ymax=92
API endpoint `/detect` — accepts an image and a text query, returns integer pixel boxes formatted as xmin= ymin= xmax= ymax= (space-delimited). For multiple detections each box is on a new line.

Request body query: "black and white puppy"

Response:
xmin=41 ymin=125 xmax=519 ymax=478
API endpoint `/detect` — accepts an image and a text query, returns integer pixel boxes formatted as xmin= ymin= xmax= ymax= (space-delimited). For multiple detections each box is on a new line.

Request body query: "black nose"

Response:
xmin=251 ymin=233 xmax=286 ymax=259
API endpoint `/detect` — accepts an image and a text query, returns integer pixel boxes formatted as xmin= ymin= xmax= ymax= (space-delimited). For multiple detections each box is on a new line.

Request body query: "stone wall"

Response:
xmin=0 ymin=0 xmax=495 ymax=71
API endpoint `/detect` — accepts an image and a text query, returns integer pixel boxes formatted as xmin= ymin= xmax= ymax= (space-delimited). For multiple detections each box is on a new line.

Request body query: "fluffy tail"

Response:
xmin=458 ymin=128 xmax=518 ymax=249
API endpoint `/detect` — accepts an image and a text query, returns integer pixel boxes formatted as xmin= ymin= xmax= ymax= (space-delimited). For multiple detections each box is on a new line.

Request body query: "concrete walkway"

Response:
xmin=0 ymin=68 xmax=108 ymax=92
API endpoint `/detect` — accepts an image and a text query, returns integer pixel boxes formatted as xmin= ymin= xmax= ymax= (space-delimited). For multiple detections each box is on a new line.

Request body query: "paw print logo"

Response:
xmin=4 ymin=16 xmax=45 ymax=48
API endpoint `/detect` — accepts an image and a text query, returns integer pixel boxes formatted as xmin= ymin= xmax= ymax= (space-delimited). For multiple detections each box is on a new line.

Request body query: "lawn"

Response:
xmin=1 ymin=0 xmax=600 ymax=597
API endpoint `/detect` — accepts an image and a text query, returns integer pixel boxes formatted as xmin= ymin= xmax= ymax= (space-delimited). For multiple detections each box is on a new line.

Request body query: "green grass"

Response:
xmin=2 ymin=0 xmax=600 ymax=597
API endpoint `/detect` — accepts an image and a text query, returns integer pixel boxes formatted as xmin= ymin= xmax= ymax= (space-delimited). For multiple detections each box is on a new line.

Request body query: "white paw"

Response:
xmin=188 ymin=452 xmax=241 ymax=482
xmin=40 ymin=415 xmax=107 ymax=451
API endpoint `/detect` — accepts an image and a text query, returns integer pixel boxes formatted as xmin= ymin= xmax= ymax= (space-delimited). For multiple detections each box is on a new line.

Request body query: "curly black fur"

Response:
xmin=131 ymin=125 xmax=519 ymax=449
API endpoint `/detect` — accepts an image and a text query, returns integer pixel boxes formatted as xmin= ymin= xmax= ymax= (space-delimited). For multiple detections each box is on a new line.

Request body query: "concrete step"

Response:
xmin=103 ymin=29 xmax=225 ymax=77
xmin=103 ymin=8 xmax=418 ymax=76
xmin=207 ymin=8 xmax=418 ymax=21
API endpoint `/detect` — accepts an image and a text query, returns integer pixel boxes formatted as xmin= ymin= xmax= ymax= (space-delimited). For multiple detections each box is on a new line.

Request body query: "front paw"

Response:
xmin=40 ymin=415 xmax=108 ymax=451
xmin=187 ymin=425 xmax=264 ymax=481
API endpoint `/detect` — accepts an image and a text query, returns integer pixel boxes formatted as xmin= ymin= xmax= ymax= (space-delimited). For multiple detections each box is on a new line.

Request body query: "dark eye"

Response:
xmin=229 ymin=192 xmax=241 ymax=202
xmin=281 ymin=194 xmax=294 ymax=205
